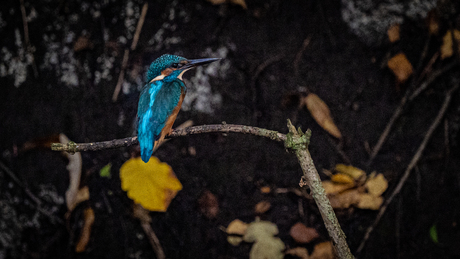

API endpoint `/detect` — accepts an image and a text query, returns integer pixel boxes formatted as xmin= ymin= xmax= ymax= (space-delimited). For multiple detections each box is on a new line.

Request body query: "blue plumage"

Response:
xmin=137 ymin=54 xmax=220 ymax=162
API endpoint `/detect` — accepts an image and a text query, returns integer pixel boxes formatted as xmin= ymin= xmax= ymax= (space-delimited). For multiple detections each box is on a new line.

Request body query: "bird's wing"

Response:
xmin=137 ymin=79 xmax=184 ymax=162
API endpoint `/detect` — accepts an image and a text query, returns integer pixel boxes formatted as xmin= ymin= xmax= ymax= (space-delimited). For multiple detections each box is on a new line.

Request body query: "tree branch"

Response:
xmin=51 ymin=122 xmax=354 ymax=258
xmin=51 ymin=124 xmax=286 ymax=152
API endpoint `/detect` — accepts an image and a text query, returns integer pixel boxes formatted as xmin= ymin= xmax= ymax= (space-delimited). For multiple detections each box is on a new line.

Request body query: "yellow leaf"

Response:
xmin=120 ymin=157 xmax=182 ymax=212
xmin=304 ymin=93 xmax=342 ymax=138
xmin=440 ymin=30 xmax=460 ymax=60
xmin=387 ymin=24 xmax=400 ymax=43
xmin=387 ymin=53 xmax=413 ymax=83
xmin=322 ymin=180 xmax=354 ymax=195
xmin=357 ymin=193 xmax=383 ymax=210
xmin=334 ymin=164 xmax=365 ymax=180
xmin=365 ymin=172 xmax=388 ymax=197
xmin=331 ymin=173 xmax=354 ymax=185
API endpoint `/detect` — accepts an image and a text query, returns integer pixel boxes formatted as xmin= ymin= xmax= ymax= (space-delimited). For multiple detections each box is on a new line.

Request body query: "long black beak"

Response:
xmin=182 ymin=57 xmax=221 ymax=70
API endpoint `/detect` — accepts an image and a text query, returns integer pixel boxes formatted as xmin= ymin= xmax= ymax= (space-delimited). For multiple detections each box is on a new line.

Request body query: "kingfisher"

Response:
xmin=137 ymin=54 xmax=220 ymax=162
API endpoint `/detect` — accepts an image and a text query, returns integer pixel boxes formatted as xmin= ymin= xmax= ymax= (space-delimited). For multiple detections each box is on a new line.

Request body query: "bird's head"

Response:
xmin=146 ymin=54 xmax=220 ymax=83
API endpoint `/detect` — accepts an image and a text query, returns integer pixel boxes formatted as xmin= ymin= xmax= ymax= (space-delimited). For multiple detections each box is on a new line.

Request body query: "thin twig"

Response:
xmin=141 ymin=222 xmax=165 ymax=259
xmin=294 ymin=36 xmax=312 ymax=77
xmin=51 ymin=124 xmax=287 ymax=152
xmin=19 ymin=0 xmax=38 ymax=77
xmin=367 ymin=61 xmax=457 ymax=165
xmin=357 ymin=82 xmax=459 ymax=255
xmin=131 ymin=3 xmax=148 ymax=51
xmin=112 ymin=2 xmax=149 ymax=102
xmin=0 ymin=161 xmax=63 ymax=224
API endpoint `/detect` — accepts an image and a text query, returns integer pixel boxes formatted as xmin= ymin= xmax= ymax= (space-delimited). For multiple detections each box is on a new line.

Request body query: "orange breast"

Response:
xmin=154 ymin=89 xmax=186 ymax=148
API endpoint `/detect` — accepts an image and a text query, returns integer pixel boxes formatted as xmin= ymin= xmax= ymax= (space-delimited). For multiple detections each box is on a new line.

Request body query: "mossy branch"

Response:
xmin=51 ymin=121 xmax=354 ymax=258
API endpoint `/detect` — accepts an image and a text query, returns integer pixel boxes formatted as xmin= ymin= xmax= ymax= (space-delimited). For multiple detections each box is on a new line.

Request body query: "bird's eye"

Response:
xmin=171 ymin=63 xmax=179 ymax=68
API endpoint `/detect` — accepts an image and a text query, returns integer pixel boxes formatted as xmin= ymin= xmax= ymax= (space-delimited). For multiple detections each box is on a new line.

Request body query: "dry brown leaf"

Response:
xmin=226 ymin=219 xmax=248 ymax=246
xmin=255 ymin=200 xmax=271 ymax=214
xmin=230 ymin=0 xmax=247 ymax=9
xmin=365 ymin=172 xmax=388 ymax=197
xmin=227 ymin=219 xmax=248 ymax=235
xmin=260 ymin=186 xmax=271 ymax=193
xmin=74 ymin=36 xmax=92 ymax=52
xmin=387 ymin=53 xmax=413 ymax=83
xmin=331 ymin=173 xmax=354 ymax=185
xmin=387 ymin=24 xmax=400 ymax=43
xmin=328 ymin=189 xmax=360 ymax=209
xmin=75 ymin=207 xmax=95 ymax=253
xmin=357 ymin=193 xmax=383 ymax=210
xmin=426 ymin=10 xmax=439 ymax=35
xmin=60 ymin=134 xmax=83 ymax=212
xmin=285 ymin=247 xmax=310 ymax=259
xmin=322 ymin=180 xmax=354 ymax=195
xmin=334 ymin=164 xmax=365 ymax=180
xmin=304 ymin=93 xmax=342 ymax=138
xmin=198 ymin=190 xmax=219 ymax=219
xmin=310 ymin=241 xmax=335 ymax=259
xmin=440 ymin=30 xmax=460 ymax=60
xmin=206 ymin=0 xmax=247 ymax=9
xmin=289 ymin=222 xmax=319 ymax=243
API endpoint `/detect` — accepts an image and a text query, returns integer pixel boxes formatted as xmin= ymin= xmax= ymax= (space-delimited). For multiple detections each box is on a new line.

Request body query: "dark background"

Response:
xmin=1 ymin=0 xmax=459 ymax=258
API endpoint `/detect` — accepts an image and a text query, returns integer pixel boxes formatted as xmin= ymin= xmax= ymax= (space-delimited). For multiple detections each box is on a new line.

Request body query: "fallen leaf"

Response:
xmin=365 ymin=172 xmax=388 ymax=197
xmin=260 ymin=186 xmax=271 ymax=193
xmin=310 ymin=241 xmax=335 ymax=259
xmin=322 ymin=181 xmax=354 ymax=195
xmin=334 ymin=164 xmax=365 ymax=180
xmin=285 ymin=247 xmax=310 ymax=259
xmin=254 ymin=201 xmax=271 ymax=214
xmin=304 ymin=93 xmax=342 ymax=138
xmin=243 ymin=220 xmax=285 ymax=259
xmin=387 ymin=24 xmax=400 ymax=43
xmin=73 ymin=35 xmax=92 ymax=52
xmin=426 ymin=10 xmax=439 ymax=35
xmin=120 ymin=157 xmax=182 ymax=212
xmin=206 ymin=0 xmax=247 ymax=9
xmin=356 ymin=193 xmax=383 ymax=210
xmin=228 ymin=235 xmax=244 ymax=246
xmin=227 ymin=219 xmax=248 ymax=235
xmin=243 ymin=220 xmax=279 ymax=242
xmin=387 ymin=53 xmax=413 ymax=83
xmin=328 ymin=189 xmax=361 ymax=209
xmin=198 ymin=190 xmax=219 ymax=219
xmin=429 ymin=224 xmax=438 ymax=244
xmin=440 ymin=30 xmax=460 ymax=59
xmin=331 ymin=173 xmax=354 ymax=185
xmin=75 ymin=207 xmax=95 ymax=252
xmin=99 ymin=163 xmax=111 ymax=178
xmin=289 ymin=222 xmax=319 ymax=243
xmin=227 ymin=219 xmax=248 ymax=246
xmin=60 ymin=134 xmax=83 ymax=211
